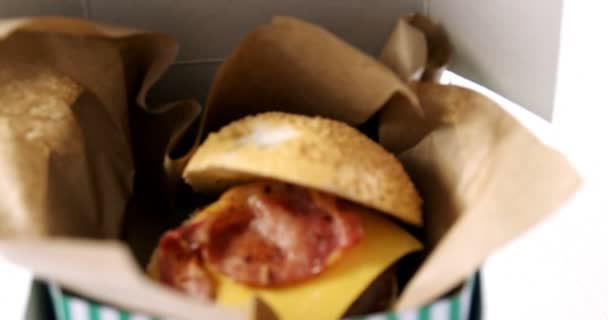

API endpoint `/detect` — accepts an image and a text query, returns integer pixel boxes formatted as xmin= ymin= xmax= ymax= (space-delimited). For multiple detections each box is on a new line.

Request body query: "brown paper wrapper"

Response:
xmin=201 ymin=16 xmax=422 ymax=137
xmin=0 ymin=17 xmax=201 ymax=239
xmin=201 ymin=15 xmax=581 ymax=310
xmin=0 ymin=14 xmax=581 ymax=319
xmin=379 ymin=13 xmax=450 ymax=83
xmin=0 ymin=17 xmax=243 ymax=320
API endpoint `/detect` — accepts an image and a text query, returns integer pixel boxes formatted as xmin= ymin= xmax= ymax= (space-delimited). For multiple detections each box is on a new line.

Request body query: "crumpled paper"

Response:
xmin=201 ymin=15 xmax=581 ymax=310
xmin=0 ymin=14 xmax=581 ymax=320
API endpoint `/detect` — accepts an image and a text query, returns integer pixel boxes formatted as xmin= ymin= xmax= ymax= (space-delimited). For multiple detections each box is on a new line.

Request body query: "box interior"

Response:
xmin=0 ymin=0 xmax=563 ymax=120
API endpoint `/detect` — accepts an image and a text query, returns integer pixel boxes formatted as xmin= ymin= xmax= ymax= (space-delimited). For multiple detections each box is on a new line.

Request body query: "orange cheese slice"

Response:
xmin=213 ymin=210 xmax=422 ymax=320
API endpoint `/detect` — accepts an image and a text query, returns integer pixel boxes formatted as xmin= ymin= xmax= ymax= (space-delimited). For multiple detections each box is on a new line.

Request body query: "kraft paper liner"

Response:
xmin=379 ymin=15 xmax=427 ymax=82
xmin=406 ymin=14 xmax=451 ymax=82
xmin=377 ymin=16 xmax=579 ymax=308
xmin=0 ymin=17 xmax=201 ymax=238
xmin=200 ymin=15 xmax=582 ymax=312
xmin=389 ymin=83 xmax=580 ymax=308
xmin=0 ymin=13 xmax=582 ymax=320
xmin=378 ymin=14 xmax=451 ymax=153
xmin=200 ymin=16 xmax=422 ymax=137
xmin=0 ymin=16 xmax=249 ymax=320
xmin=0 ymin=239 xmax=244 ymax=320
xmin=378 ymin=14 xmax=450 ymax=84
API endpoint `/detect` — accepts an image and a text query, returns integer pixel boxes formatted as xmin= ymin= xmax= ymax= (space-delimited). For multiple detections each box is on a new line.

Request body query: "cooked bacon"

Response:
xmin=154 ymin=181 xmax=364 ymax=297
xmin=155 ymin=227 xmax=216 ymax=299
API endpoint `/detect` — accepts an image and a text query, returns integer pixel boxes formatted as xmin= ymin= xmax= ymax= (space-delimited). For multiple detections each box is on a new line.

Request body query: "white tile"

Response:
xmin=88 ymin=0 xmax=421 ymax=60
xmin=0 ymin=0 xmax=82 ymax=18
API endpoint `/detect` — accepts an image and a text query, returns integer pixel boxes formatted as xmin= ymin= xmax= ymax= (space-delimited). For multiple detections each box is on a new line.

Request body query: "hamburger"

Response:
xmin=147 ymin=112 xmax=423 ymax=319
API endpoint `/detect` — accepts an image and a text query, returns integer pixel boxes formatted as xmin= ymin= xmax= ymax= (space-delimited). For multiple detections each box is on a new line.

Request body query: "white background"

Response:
xmin=481 ymin=1 xmax=608 ymax=319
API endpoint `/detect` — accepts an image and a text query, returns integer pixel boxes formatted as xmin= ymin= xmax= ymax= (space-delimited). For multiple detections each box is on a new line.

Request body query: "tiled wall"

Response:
xmin=1 ymin=0 xmax=421 ymax=105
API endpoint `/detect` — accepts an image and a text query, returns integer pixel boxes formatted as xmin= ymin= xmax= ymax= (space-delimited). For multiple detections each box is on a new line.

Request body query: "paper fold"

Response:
xmin=0 ymin=13 xmax=581 ymax=319
xmin=0 ymin=16 xmax=238 ymax=320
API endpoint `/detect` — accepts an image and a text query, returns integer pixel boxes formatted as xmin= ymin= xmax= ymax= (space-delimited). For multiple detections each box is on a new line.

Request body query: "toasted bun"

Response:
xmin=183 ymin=112 xmax=422 ymax=225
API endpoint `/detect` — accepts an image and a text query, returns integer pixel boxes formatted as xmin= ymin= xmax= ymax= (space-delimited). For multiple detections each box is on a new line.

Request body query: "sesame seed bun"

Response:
xmin=183 ymin=112 xmax=422 ymax=226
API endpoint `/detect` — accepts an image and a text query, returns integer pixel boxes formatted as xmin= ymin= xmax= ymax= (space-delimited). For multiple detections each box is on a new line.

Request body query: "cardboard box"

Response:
xmin=0 ymin=1 xmax=573 ymax=320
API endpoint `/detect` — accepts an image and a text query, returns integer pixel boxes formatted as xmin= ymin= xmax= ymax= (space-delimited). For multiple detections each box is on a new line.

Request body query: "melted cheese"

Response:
xmin=213 ymin=210 xmax=422 ymax=320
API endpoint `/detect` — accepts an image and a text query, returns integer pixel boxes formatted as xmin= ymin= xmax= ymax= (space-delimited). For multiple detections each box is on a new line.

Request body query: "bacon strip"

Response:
xmin=155 ymin=227 xmax=216 ymax=299
xmin=153 ymin=181 xmax=364 ymax=298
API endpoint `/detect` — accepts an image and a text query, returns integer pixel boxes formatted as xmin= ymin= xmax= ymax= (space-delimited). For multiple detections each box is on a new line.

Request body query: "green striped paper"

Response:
xmin=48 ymin=274 xmax=477 ymax=320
